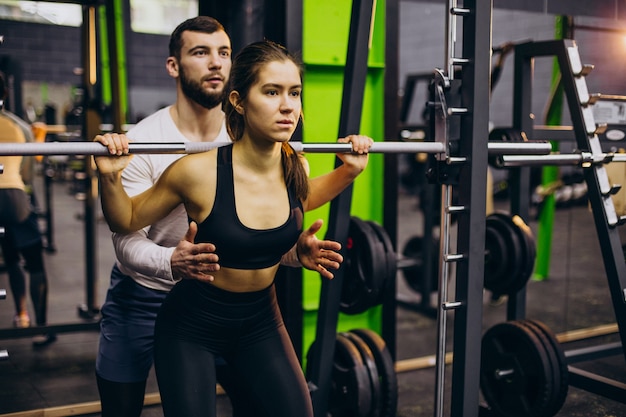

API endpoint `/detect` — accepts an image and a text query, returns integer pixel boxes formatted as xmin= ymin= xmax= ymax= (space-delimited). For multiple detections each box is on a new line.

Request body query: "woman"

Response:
xmin=94 ymin=40 xmax=372 ymax=417
xmin=0 ymin=73 xmax=55 ymax=347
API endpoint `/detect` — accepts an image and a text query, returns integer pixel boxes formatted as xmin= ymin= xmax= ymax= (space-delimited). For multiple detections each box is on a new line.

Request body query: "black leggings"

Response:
xmin=154 ymin=281 xmax=312 ymax=417
xmin=96 ymin=361 xmax=260 ymax=417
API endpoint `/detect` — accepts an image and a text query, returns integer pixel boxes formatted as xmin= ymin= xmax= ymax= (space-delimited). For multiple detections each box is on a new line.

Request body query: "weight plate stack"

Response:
xmin=491 ymin=212 xmax=537 ymax=294
xmin=306 ymin=330 xmax=398 ymax=417
xmin=484 ymin=212 xmax=537 ymax=295
xmin=350 ymin=328 xmax=398 ymax=417
xmin=341 ymin=217 xmax=387 ymax=315
xmin=480 ymin=320 xmax=554 ymax=417
xmin=342 ymin=331 xmax=382 ymax=417
xmin=366 ymin=220 xmax=397 ymax=302
xmin=520 ymin=319 xmax=569 ymax=416
xmin=401 ymin=235 xmax=439 ymax=294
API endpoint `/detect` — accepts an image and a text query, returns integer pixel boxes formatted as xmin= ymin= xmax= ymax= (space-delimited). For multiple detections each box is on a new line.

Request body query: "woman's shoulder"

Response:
xmin=171 ymin=148 xmax=218 ymax=176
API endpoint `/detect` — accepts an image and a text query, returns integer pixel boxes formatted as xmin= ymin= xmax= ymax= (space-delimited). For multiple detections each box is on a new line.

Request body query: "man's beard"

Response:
xmin=180 ymin=68 xmax=227 ymax=110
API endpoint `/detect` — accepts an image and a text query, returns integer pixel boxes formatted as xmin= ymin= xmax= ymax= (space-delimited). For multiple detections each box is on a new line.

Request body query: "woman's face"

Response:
xmin=242 ymin=60 xmax=302 ymax=145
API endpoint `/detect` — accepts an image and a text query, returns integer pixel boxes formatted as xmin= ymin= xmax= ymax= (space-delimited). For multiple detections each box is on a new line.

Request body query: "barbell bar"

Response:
xmin=0 ymin=140 xmax=552 ymax=157
xmin=497 ymin=152 xmax=626 ymax=167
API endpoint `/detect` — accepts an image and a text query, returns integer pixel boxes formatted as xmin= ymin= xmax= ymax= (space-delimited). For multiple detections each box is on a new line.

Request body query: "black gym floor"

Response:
xmin=0 ymin=171 xmax=625 ymax=417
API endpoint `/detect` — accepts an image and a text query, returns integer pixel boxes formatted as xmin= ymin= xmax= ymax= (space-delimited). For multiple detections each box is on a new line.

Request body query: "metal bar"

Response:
xmin=0 ymin=140 xmax=552 ymax=156
xmin=568 ymin=366 xmax=626 ymax=404
xmin=498 ymin=153 xmax=587 ymax=166
xmin=565 ymin=342 xmax=624 ymax=364
xmin=485 ymin=141 xmax=552 ymax=155
xmin=0 ymin=141 xmax=225 ymax=156
xmin=0 ymin=321 xmax=100 ymax=339
xmin=500 ymin=151 xmax=626 ymax=167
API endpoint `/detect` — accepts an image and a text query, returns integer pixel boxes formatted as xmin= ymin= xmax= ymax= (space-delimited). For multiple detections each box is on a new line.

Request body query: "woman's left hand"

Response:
xmin=296 ymin=219 xmax=343 ymax=279
xmin=336 ymin=135 xmax=373 ymax=174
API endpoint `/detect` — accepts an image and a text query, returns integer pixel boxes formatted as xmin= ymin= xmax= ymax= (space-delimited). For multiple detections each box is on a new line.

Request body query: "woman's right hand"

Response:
xmin=93 ymin=133 xmax=133 ymax=174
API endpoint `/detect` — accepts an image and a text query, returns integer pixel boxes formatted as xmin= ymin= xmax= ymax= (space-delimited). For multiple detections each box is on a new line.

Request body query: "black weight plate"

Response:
xmin=343 ymin=331 xmax=382 ymax=417
xmin=484 ymin=213 xmax=524 ymax=295
xmin=523 ymin=320 xmax=569 ymax=416
xmin=484 ymin=222 xmax=509 ymax=288
xmin=367 ymin=220 xmax=398 ymax=304
xmin=359 ymin=220 xmax=388 ymax=307
xmin=513 ymin=320 xmax=559 ymax=417
xmin=480 ymin=321 xmax=554 ymax=417
xmin=341 ymin=217 xmax=387 ymax=314
xmin=401 ymin=235 xmax=439 ymax=294
xmin=331 ymin=334 xmax=373 ymax=417
xmin=510 ymin=214 xmax=537 ymax=290
xmin=350 ymin=328 xmax=398 ymax=417
xmin=491 ymin=212 xmax=536 ymax=294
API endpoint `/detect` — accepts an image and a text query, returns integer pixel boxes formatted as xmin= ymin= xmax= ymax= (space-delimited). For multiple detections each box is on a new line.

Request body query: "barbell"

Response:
xmin=0 ymin=140 xmax=552 ymax=156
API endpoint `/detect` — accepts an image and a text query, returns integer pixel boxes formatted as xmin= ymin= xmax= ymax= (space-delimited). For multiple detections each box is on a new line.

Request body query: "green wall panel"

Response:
xmin=300 ymin=0 xmax=386 ymax=356
xmin=303 ymin=0 xmax=385 ymax=67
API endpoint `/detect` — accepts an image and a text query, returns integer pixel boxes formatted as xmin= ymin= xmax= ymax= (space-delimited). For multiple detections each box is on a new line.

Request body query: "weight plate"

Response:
xmin=401 ymin=235 xmax=439 ymax=294
xmin=330 ymin=334 xmax=373 ymax=417
xmin=484 ymin=213 xmax=524 ymax=295
xmin=367 ymin=220 xmax=398 ymax=304
xmin=522 ymin=320 xmax=569 ymax=416
xmin=491 ymin=212 xmax=536 ymax=294
xmin=484 ymin=221 xmax=510 ymax=286
xmin=341 ymin=217 xmax=387 ymax=314
xmin=350 ymin=328 xmax=398 ymax=417
xmin=480 ymin=321 xmax=554 ymax=417
xmin=513 ymin=320 xmax=560 ymax=417
xmin=342 ymin=331 xmax=382 ymax=417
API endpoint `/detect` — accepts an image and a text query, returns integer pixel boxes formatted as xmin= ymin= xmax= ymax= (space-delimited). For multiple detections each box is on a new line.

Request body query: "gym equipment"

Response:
xmin=484 ymin=213 xmax=536 ymax=295
xmin=480 ymin=320 xmax=569 ymax=417
xmin=400 ymin=212 xmax=536 ymax=297
xmin=0 ymin=139 xmax=552 ymax=157
xmin=341 ymin=217 xmax=390 ymax=315
xmin=400 ymin=235 xmax=439 ymax=294
xmin=307 ymin=329 xmax=397 ymax=417
xmin=350 ymin=328 xmax=398 ymax=417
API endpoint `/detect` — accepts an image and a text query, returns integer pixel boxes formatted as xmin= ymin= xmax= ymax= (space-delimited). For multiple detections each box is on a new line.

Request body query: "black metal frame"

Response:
xmin=509 ymin=38 xmax=626 ymax=405
xmin=447 ymin=1 xmax=493 ymax=415
xmin=306 ymin=1 xmax=376 ymax=416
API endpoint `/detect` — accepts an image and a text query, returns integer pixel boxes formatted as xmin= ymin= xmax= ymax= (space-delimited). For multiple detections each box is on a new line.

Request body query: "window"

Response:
xmin=130 ymin=0 xmax=198 ymax=35
xmin=0 ymin=1 xmax=81 ymax=27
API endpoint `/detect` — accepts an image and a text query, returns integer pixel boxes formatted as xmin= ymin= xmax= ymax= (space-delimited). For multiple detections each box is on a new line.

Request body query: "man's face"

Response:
xmin=176 ymin=30 xmax=232 ymax=110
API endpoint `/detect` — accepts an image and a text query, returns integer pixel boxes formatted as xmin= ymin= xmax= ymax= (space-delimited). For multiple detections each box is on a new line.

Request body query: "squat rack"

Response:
xmin=500 ymin=38 xmax=626 ymax=404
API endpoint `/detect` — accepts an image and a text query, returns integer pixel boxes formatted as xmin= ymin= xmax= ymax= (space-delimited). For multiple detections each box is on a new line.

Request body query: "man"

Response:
xmin=95 ymin=16 xmax=345 ymax=417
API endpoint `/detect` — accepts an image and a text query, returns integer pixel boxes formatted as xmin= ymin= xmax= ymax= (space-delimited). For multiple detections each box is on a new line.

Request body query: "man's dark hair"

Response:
xmin=168 ymin=16 xmax=225 ymax=59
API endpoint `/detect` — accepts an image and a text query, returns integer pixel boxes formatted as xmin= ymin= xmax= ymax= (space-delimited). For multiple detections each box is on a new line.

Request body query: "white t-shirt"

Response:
xmin=112 ymin=106 xmax=230 ymax=291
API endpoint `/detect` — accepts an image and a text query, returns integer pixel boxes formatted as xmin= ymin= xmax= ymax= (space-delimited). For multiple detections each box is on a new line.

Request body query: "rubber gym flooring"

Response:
xmin=0 ymin=168 xmax=625 ymax=417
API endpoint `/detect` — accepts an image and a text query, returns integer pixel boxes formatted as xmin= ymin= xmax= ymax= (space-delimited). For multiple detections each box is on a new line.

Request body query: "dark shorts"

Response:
xmin=95 ymin=265 xmax=168 ymax=383
xmin=0 ymin=188 xmax=41 ymax=249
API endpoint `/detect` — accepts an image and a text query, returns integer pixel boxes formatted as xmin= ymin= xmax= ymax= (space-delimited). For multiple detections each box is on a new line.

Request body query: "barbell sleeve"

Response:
xmin=0 ymin=140 xmax=552 ymax=156
xmin=498 ymin=152 xmax=626 ymax=167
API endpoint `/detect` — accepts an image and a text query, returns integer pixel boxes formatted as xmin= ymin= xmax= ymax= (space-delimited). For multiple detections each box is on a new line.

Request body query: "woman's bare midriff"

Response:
xmin=208 ymin=264 xmax=281 ymax=293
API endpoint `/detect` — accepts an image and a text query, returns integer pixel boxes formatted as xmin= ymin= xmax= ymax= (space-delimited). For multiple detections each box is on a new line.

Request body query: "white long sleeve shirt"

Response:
xmin=112 ymin=106 xmax=230 ymax=291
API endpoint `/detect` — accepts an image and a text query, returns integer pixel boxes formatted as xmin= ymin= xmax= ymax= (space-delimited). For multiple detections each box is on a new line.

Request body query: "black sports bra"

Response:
xmin=192 ymin=144 xmax=304 ymax=269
